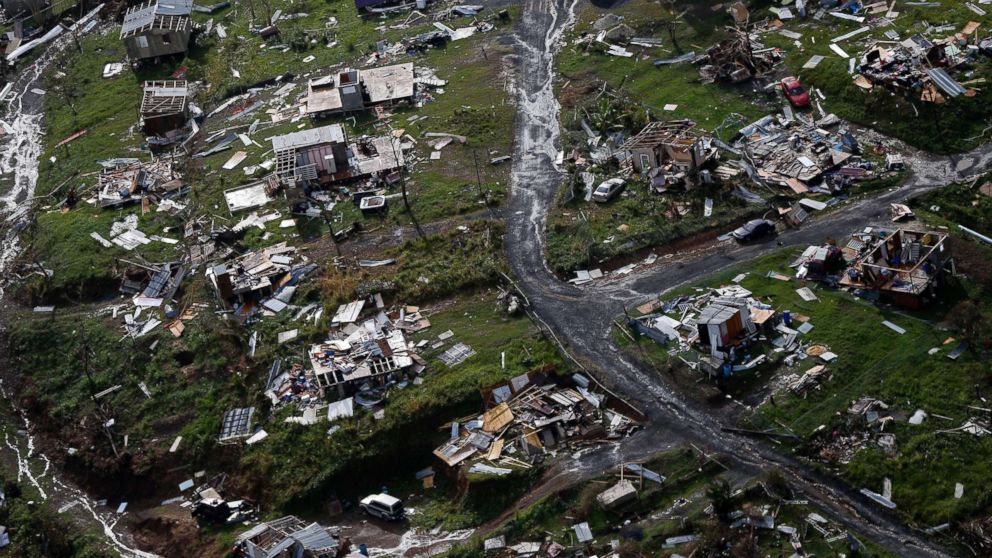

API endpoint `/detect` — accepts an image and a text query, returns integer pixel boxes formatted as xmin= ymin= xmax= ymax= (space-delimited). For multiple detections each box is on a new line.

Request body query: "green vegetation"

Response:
xmin=621 ymin=237 xmax=992 ymax=531
xmin=546 ymin=177 xmax=760 ymax=274
xmin=0 ymin=469 xmax=104 ymax=557
xmin=912 ymin=177 xmax=992 ymax=236
xmin=558 ymin=0 xmax=768 ymax=131
xmin=21 ymin=4 xmax=518 ymax=301
xmin=447 ymin=447 xmax=896 ymax=558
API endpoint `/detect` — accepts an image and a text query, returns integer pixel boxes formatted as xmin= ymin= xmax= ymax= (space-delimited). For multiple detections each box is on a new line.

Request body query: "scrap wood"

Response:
xmin=54 ymin=129 xmax=87 ymax=149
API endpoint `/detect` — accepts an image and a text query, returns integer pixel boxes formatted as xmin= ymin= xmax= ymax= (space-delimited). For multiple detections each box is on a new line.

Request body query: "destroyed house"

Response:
xmin=309 ymin=317 xmax=415 ymax=398
xmin=120 ymin=261 xmax=186 ymax=302
xmin=304 ymin=63 xmax=415 ymax=117
xmin=140 ymin=80 xmax=189 ymax=137
xmin=839 ymin=228 xmax=952 ymax=309
xmin=434 ymin=378 xmax=637 ymax=470
xmin=206 ymin=243 xmax=310 ymax=310
xmin=856 ymin=32 xmax=974 ymax=103
xmin=120 ymin=0 xmax=193 ymax=61
xmin=96 ymin=159 xmax=183 ymax=208
xmin=620 ymin=120 xmax=717 ymax=188
xmin=272 ymin=125 xmax=350 ymax=185
xmin=696 ymin=298 xmax=757 ymax=361
xmin=234 ymin=515 xmax=342 ymax=558
xmin=272 ymin=125 xmax=405 ymax=186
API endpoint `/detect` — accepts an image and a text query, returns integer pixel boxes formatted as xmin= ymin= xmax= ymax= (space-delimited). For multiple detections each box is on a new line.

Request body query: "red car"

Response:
xmin=780 ymin=76 xmax=810 ymax=107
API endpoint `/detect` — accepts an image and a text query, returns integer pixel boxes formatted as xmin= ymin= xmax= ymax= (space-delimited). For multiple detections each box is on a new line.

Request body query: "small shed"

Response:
xmin=271 ymin=125 xmax=350 ymax=183
xmin=121 ymin=0 xmax=193 ymax=61
xmin=596 ymin=478 xmax=637 ymax=508
xmin=140 ymin=80 xmax=189 ymax=136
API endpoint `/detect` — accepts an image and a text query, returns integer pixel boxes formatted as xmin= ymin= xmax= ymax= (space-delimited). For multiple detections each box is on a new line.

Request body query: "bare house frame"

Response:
xmin=120 ymin=0 xmax=193 ymax=61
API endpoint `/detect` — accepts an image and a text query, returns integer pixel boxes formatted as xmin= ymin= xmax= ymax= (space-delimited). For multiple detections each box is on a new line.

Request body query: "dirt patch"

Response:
xmin=130 ymin=507 xmax=226 ymax=558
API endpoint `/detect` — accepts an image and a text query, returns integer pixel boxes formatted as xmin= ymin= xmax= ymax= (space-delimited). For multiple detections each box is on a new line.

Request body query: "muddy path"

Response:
xmin=500 ymin=0 xmax=989 ymax=555
xmin=0 ymin=14 xmax=162 ymax=558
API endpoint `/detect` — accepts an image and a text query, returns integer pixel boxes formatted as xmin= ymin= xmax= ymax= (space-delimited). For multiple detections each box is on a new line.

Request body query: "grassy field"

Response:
xmin=21 ymin=4 xmax=518 ymax=300
xmin=620 ymin=233 xmax=992 ymax=533
xmin=445 ymin=446 xmax=897 ymax=558
xmin=546 ymin=178 xmax=762 ymax=274
xmin=558 ymin=0 xmax=770 ymax=131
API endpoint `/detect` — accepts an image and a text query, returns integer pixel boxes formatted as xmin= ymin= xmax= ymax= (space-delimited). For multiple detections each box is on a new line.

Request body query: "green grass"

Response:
xmin=546 ymin=178 xmax=761 ymax=274
xmin=227 ymin=292 xmax=568 ymax=511
xmin=446 ymin=446 xmax=896 ymax=558
xmin=558 ymin=0 xmax=768 ymax=132
xmin=619 ymin=238 xmax=992 ymax=530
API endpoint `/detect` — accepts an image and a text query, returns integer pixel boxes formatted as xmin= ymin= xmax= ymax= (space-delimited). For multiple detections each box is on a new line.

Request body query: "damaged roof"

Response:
xmin=121 ymin=0 xmax=193 ymax=37
xmin=362 ymin=62 xmax=415 ymax=104
xmin=141 ymin=80 xmax=189 ymax=117
xmin=271 ymin=124 xmax=347 ymax=152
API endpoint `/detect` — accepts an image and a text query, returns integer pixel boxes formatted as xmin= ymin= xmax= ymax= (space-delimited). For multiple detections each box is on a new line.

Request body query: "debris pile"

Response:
xmin=698 ymin=28 xmax=781 ymax=84
xmin=95 ymin=158 xmax=185 ymax=208
xmin=434 ymin=374 xmax=638 ymax=471
xmin=736 ymin=113 xmax=872 ymax=195
xmin=854 ymin=24 xmax=982 ymax=103
xmin=309 ymin=305 xmax=426 ymax=401
xmin=205 ymin=242 xmax=317 ymax=318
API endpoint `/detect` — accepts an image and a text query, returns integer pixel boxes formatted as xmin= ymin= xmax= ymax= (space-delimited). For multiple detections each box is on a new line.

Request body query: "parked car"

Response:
xmin=780 ymin=76 xmax=809 ymax=107
xmin=731 ymin=219 xmax=776 ymax=242
xmin=360 ymin=493 xmax=404 ymax=521
xmin=591 ymin=178 xmax=625 ymax=202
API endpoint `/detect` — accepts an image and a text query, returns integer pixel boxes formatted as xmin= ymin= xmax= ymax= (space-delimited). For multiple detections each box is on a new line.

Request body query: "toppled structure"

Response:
xmin=140 ymin=80 xmax=192 ymax=145
xmin=271 ymin=124 xmax=406 ymax=187
xmin=309 ymin=308 xmax=422 ymax=400
xmin=96 ymin=158 xmax=184 ymax=208
xmin=698 ymin=28 xmax=781 ymax=83
xmin=737 ymin=113 xmax=871 ymax=195
xmin=620 ymin=120 xmax=718 ymax=191
xmin=121 ymin=0 xmax=193 ymax=61
xmin=233 ymin=515 xmax=353 ymax=558
xmin=119 ymin=260 xmax=187 ymax=304
xmin=434 ymin=374 xmax=638 ymax=470
xmin=304 ymin=63 xmax=415 ymax=117
xmin=206 ymin=243 xmax=317 ymax=316
xmin=190 ymin=486 xmax=255 ymax=525
xmin=630 ymin=285 xmax=780 ymax=375
xmin=838 ymin=227 xmax=953 ymax=308
xmin=854 ymin=24 xmax=980 ymax=103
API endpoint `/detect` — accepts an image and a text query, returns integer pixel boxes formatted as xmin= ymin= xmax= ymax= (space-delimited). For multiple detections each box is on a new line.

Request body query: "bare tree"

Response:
xmin=658 ymin=0 xmax=687 ymax=54
xmin=23 ymin=0 xmax=51 ymax=27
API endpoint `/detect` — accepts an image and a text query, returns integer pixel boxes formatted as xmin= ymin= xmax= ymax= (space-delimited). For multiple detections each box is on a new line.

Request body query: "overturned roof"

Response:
xmin=362 ymin=63 xmax=415 ymax=104
xmin=271 ymin=124 xmax=347 ymax=152
xmin=121 ymin=0 xmax=193 ymax=37
xmin=140 ymin=80 xmax=189 ymax=117
xmin=621 ymin=120 xmax=700 ymax=151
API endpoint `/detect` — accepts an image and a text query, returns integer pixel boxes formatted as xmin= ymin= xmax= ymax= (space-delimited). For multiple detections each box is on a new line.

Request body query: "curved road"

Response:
xmin=503 ymin=0 xmax=992 ymax=555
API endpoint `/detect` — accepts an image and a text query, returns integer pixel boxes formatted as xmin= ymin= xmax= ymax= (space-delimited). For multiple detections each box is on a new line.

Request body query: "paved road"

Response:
xmin=503 ymin=0 xmax=992 ymax=555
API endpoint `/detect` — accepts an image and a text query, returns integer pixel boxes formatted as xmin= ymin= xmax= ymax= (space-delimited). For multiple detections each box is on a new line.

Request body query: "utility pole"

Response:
xmin=80 ymin=340 xmax=119 ymax=459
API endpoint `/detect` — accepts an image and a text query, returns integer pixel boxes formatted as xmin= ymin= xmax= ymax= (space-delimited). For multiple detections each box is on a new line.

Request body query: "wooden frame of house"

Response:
xmin=838 ymin=228 xmax=952 ymax=309
xmin=620 ymin=120 xmax=717 ymax=180
xmin=140 ymin=80 xmax=189 ymax=136
xmin=120 ymin=0 xmax=193 ymax=61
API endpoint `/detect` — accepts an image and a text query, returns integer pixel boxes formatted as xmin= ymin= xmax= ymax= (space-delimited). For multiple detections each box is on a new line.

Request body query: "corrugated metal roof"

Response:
xmin=271 ymin=125 xmax=347 ymax=152
xmin=156 ymin=0 xmax=193 ymax=15
xmin=121 ymin=4 xmax=156 ymax=35
xmin=928 ymin=68 xmax=966 ymax=97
